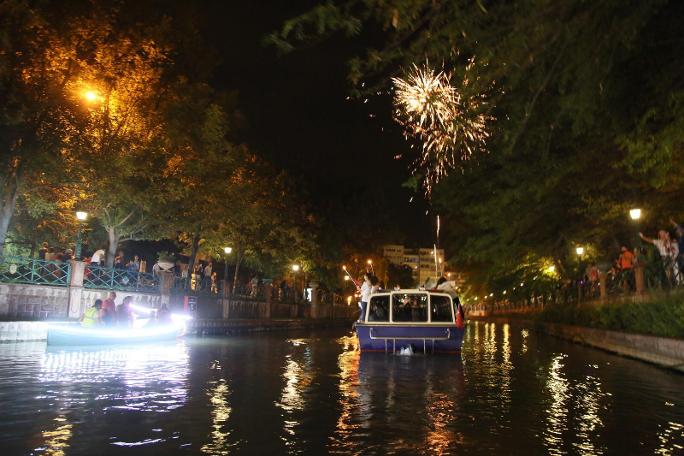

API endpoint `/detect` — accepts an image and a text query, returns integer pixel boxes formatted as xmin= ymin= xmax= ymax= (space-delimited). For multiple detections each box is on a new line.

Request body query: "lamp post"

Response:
xmin=629 ymin=208 xmax=645 ymax=294
xmin=75 ymin=211 xmax=88 ymax=260
xmin=575 ymin=246 xmax=584 ymax=303
xmin=223 ymin=246 xmax=232 ymax=296
xmin=291 ymin=264 xmax=300 ymax=301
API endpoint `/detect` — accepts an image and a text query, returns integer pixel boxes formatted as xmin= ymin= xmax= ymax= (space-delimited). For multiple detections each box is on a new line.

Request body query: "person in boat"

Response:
xmin=116 ymin=296 xmax=135 ymax=327
xmin=358 ymin=273 xmax=372 ymax=322
xmin=435 ymin=276 xmax=458 ymax=298
xmin=80 ymin=299 xmax=103 ymax=327
xmin=435 ymin=276 xmax=465 ymax=326
xmin=101 ymin=292 xmax=117 ymax=326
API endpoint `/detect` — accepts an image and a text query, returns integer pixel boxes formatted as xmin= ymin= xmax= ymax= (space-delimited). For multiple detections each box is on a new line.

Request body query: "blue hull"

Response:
xmin=47 ymin=324 xmax=185 ymax=346
xmin=356 ymin=324 xmax=464 ymax=354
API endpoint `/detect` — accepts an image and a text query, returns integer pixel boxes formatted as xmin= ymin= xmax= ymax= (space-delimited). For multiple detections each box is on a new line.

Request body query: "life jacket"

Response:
xmin=81 ymin=307 xmax=99 ymax=327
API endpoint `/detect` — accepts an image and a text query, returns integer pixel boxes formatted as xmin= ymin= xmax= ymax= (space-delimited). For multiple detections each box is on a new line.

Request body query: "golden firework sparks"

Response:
xmin=392 ymin=60 xmax=493 ymax=194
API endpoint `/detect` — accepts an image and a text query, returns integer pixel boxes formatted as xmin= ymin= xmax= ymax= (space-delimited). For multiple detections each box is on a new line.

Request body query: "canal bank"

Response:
xmin=0 ymin=318 xmax=355 ymax=343
xmin=473 ymin=316 xmax=684 ymax=374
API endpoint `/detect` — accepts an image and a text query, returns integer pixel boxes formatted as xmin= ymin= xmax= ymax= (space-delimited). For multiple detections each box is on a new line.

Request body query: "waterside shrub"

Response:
xmin=537 ymin=293 xmax=684 ymax=339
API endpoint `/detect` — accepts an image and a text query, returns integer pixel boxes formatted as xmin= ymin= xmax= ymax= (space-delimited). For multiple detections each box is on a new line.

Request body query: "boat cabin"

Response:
xmin=362 ymin=290 xmax=456 ymax=325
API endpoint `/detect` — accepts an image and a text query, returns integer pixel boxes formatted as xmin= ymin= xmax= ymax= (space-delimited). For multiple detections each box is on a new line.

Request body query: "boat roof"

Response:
xmin=373 ymin=288 xmax=453 ymax=296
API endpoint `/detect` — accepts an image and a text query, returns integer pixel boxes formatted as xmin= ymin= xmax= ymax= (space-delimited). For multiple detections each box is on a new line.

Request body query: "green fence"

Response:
xmin=84 ymin=265 xmax=159 ymax=293
xmin=0 ymin=256 xmax=71 ymax=287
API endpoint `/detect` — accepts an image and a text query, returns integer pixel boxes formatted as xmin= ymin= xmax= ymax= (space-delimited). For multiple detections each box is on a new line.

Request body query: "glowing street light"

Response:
xmin=344 ymin=275 xmax=350 ymax=281
xmin=629 ymin=208 xmax=642 ymax=221
xmin=223 ymin=246 xmax=232 ymax=254
xmin=575 ymin=246 xmax=584 ymax=256
xmin=292 ymin=264 xmax=300 ymax=272
xmin=76 ymin=211 xmax=88 ymax=221
xmin=81 ymin=88 xmax=104 ymax=105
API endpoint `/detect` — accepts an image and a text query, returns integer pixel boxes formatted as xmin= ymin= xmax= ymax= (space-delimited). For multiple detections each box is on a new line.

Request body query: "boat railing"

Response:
xmin=83 ymin=264 xmax=159 ymax=293
xmin=369 ymin=327 xmax=452 ymax=353
xmin=0 ymin=256 xmax=71 ymax=287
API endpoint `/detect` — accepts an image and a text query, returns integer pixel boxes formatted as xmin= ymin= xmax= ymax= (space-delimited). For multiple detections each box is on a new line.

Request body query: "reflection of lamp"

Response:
xmin=629 ymin=208 xmax=642 ymax=220
xmin=74 ymin=211 xmax=88 ymax=260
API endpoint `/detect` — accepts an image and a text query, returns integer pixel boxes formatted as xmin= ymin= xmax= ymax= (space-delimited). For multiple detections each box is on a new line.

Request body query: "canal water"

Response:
xmin=1 ymin=321 xmax=683 ymax=455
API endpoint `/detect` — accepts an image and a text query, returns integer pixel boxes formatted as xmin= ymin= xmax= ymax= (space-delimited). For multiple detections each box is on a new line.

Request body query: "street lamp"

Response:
xmin=575 ymin=246 xmax=584 ymax=256
xmin=629 ymin=208 xmax=643 ymax=253
xmin=74 ymin=211 xmax=88 ymax=260
xmin=291 ymin=264 xmax=303 ymax=301
xmin=81 ymin=88 xmax=103 ymax=105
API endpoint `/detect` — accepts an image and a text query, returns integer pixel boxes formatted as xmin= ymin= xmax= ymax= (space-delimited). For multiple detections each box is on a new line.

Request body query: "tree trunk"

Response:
xmin=185 ymin=226 xmax=201 ymax=290
xmin=232 ymin=245 xmax=243 ymax=295
xmin=0 ymin=160 xmax=22 ymax=256
xmin=106 ymin=227 xmax=119 ymax=267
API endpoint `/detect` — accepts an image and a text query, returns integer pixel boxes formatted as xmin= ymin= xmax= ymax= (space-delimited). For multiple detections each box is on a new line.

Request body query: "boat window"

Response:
xmin=430 ymin=295 xmax=453 ymax=322
xmin=368 ymin=295 xmax=390 ymax=322
xmin=392 ymin=293 xmax=428 ymax=322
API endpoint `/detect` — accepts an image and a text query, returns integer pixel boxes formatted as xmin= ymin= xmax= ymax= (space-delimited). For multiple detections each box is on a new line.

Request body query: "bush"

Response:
xmin=537 ymin=293 xmax=684 ymax=339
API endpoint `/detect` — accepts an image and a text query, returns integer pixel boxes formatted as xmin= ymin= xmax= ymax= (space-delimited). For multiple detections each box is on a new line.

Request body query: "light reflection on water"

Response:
xmin=37 ymin=415 xmax=71 ymax=456
xmin=0 ymin=324 xmax=683 ymax=454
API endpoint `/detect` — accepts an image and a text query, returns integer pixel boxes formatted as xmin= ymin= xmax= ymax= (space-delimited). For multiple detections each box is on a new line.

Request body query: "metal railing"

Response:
xmin=0 ymin=256 xmax=71 ymax=287
xmin=84 ymin=265 xmax=159 ymax=293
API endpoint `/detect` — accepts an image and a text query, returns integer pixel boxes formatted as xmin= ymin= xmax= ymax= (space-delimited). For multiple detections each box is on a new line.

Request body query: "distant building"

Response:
xmin=382 ymin=244 xmax=461 ymax=286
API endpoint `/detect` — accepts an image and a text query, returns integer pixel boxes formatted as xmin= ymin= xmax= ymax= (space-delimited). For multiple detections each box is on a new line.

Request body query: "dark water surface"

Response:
xmin=1 ymin=322 xmax=683 ymax=455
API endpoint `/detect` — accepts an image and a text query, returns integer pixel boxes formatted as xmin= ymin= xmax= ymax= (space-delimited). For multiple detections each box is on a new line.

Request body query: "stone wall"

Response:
xmin=0 ymin=282 xmax=160 ymax=320
xmin=0 ymin=284 xmax=68 ymax=320
xmin=478 ymin=316 xmax=684 ymax=374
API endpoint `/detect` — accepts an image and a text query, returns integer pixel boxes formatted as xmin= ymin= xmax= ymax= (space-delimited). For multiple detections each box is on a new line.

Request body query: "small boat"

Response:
xmin=47 ymin=321 xmax=186 ymax=346
xmin=355 ymin=290 xmax=465 ymax=354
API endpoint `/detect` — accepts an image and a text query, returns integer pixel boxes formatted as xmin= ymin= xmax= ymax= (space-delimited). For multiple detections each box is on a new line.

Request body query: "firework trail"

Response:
xmin=392 ymin=60 xmax=493 ymax=194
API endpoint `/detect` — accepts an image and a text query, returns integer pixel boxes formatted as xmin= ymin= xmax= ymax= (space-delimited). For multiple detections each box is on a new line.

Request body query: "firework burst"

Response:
xmin=392 ymin=60 xmax=493 ymax=194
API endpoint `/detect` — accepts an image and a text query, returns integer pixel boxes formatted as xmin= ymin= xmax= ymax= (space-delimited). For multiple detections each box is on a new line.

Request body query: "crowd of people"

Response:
xmin=79 ymin=291 xmax=171 ymax=327
xmin=37 ymin=242 xmax=74 ymax=262
xmin=37 ymin=242 xmax=143 ymax=273
xmin=353 ymin=271 xmax=463 ymax=322
xmin=573 ymin=220 xmax=684 ymax=299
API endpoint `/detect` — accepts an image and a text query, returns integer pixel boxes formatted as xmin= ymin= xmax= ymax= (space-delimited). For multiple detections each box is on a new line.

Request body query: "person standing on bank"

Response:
xmin=358 ymin=273 xmax=372 ymax=322
xmin=640 ymin=230 xmax=680 ymax=284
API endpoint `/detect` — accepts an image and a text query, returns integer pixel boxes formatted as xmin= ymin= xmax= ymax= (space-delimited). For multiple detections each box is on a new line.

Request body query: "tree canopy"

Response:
xmin=0 ymin=0 xmax=319 ymax=283
xmin=272 ymin=0 xmax=684 ymax=294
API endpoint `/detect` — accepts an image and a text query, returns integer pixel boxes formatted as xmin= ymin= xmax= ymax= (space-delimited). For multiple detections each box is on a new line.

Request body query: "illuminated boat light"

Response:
xmin=46 ymin=310 xmax=191 ymax=346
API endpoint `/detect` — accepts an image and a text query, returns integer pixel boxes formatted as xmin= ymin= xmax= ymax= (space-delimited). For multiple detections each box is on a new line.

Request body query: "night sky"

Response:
xmin=196 ymin=1 xmax=433 ymax=249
